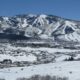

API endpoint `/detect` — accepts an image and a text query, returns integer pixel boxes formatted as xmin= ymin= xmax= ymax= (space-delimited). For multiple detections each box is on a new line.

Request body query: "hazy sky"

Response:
xmin=0 ymin=0 xmax=80 ymax=20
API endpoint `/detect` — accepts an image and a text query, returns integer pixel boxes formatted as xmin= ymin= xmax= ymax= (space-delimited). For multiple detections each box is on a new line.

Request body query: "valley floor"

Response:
xmin=0 ymin=61 xmax=80 ymax=80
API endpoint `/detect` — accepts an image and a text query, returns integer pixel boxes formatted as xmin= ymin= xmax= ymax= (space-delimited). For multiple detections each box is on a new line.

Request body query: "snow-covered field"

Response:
xmin=0 ymin=42 xmax=80 ymax=80
xmin=21 ymin=47 xmax=80 ymax=53
xmin=0 ymin=46 xmax=80 ymax=62
xmin=0 ymin=61 xmax=80 ymax=80
xmin=0 ymin=54 xmax=37 ymax=62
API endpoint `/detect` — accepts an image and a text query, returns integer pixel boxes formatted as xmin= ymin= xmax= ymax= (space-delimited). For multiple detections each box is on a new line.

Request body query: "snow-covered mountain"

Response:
xmin=0 ymin=14 xmax=80 ymax=42
xmin=0 ymin=14 xmax=80 ymax=80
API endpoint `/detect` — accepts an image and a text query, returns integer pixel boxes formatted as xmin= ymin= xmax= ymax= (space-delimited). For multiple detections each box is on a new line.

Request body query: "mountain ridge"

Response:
xmin=0 ymin=14 xmax=80 ymax=42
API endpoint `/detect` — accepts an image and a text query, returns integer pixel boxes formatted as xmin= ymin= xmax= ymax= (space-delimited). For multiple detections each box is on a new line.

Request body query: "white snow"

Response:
xmin=22 ymin=19 xmax=28 ymax=28
xmin=0 ymin=61 xmax=80 ymax=80
xmin=39 ymin=14 xmax=47 ymax=18
xmin=74 ymin=54 xmax=80 ymax=60
xmin=40 ymin=34 xmax=51 ymax=39
xmin=3 ymin=17 xmax=9 ymax=21
xmin=25 ymin=25 xmax=42 ymax=37
xmin=33 ymin=14 xmax=48 ymax=26
xmin=59 ymin=32 xmax=80 ymax=42
xmin=21 ymin=47 xmax=80 ymax=53
xmin=65 ymin=21 xmax=76 ymax=27
xmin=56 ymin=55 xmax=70 ymax=62
xmin=0 ymin=54 xmax=37 ymax=62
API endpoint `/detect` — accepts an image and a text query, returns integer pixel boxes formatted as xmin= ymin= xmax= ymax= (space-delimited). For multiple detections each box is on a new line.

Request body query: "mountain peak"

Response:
xmin=39 ymin=14 xmax=47 ymax=18
xmin=0 ymin=14 xmax=79 ymax=42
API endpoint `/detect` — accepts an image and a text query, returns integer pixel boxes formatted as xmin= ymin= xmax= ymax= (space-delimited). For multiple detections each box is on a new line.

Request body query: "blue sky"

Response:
xmin=0 ymin=0 xmax=80 ymax=20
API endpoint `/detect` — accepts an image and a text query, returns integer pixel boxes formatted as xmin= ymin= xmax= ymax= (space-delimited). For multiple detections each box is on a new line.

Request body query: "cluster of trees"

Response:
xmin=64 ymin=56 xmax=74 ymax=61
xmin=17 ymin=75 xmax=68 ymax=80
xmin=0 ymin=59 xmax=12 ymax=64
